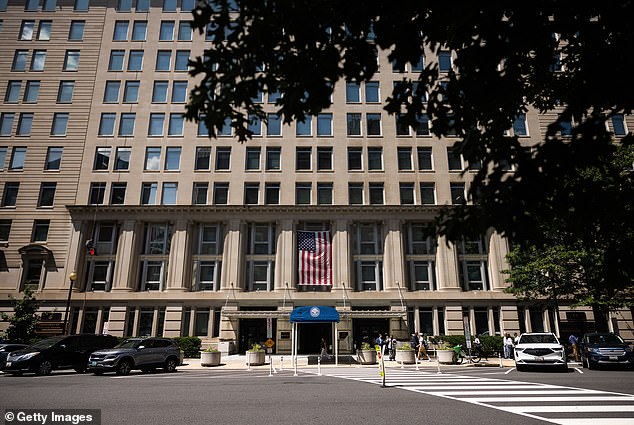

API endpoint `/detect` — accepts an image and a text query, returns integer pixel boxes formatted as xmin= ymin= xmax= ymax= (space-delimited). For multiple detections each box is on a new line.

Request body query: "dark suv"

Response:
xmin=580 ymin=332 xmax=634 ymax=369
xmin=87 ymin=337 xmax=181 ymax=375
xmin=4 ymin=334 xmax=119 ymax=376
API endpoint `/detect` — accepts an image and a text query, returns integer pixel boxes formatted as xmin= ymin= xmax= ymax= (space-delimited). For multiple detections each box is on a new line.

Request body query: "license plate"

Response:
xmin=609 ymin=356 xmax=618 ymax=361
xmin=5 ymin=362 xmax=11 ymax=367
xmin=90 ymin=361 xmax=97 ymax=366
xmin=535 ymin=356 xmax=544 ymax=362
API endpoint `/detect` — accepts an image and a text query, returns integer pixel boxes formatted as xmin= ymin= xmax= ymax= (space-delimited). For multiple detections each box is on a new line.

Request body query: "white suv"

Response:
xmin=514 ymin=332 xmax=567 ymax=372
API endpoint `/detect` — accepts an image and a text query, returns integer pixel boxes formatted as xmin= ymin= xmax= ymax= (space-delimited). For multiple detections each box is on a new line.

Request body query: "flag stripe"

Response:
xmin=297 ymin=230 xmax=332 ymax=285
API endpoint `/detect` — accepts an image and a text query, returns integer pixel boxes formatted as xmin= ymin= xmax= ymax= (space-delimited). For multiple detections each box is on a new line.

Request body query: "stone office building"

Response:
xmin=0 ymin=0 xmax=631 ymax=353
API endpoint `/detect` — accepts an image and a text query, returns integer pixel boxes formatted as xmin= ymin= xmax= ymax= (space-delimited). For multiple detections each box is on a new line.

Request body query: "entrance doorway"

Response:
xmin=353 ymin=318 xmax=389 ymax=350
xmin=298 ymin=322 xmax=331 ymax=354
xmin=238 ymin=318 xmax=276 ymax=353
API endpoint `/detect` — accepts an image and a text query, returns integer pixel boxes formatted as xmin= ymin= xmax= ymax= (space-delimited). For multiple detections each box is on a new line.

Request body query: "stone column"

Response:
xmin=166 ymin=219 xmax=191 ymax=291
xmin=105 ymin=305 xmax=128 ymax=337
xmin=274 ymin=219 xmax=294 ymax=290
xmin=332 ymin=219 xmax=352 ymax=291
xmin=162 ymin=304 xmax=183 ymax=338
xmin=112 ymin=220 xmax=139 ymax=292
xmin=436 ymin=236 xmax=461 ymax=291
xmin=488 ymin=231 xmax=510 ymax=290
xmin=221 ymin=219 xmax=244 ymax=291
xmin=383 ymin=219 xmax=405 ymax=291
xmin=58 ymin=219 xmax=90 ymax=291
xmin=445 ymin=305 xmax=464 ymax=335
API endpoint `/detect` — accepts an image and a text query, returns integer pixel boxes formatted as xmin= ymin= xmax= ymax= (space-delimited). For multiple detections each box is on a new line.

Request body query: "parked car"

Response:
xmin=4 ymin=334 xmax=119 ymax=376
xmin=580 ymin=332 xmax=634 ymax=370
xmin=0 ymin=344 xmax=28 ymax=370
xmin=514 ymin=332 xmax=567 ymax=371
xmin=87 ymin=337 xmax=181 ymax=376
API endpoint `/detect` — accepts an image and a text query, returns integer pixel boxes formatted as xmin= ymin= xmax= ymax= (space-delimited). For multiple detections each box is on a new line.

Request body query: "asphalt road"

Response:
xmin=1 ymin=366 xmax=633 ymax=425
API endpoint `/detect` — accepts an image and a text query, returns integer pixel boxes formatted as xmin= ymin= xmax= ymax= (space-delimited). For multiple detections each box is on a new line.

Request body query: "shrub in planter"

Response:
xmin=395 ymin=342 xmax=416 ymax=364
xmin=357 ymin=342 xmax=377 ymax=364
xmin=200 ymin=347 xmax=221 ymax=367
xmin=173 ymin=336 xmax=202 ymax=358
xmin=246 ymin=343 xmax=265 ymax=366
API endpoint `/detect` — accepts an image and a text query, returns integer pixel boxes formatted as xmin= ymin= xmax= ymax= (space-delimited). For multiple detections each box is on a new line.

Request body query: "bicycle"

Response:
xmin=452 ymin=344 xmax=482 ymax=364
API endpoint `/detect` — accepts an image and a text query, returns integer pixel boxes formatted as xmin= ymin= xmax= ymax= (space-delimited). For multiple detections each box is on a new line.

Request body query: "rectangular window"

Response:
xmin=144 ymin=147 xmax=161 ymax=171
xmin=32 ymin=220 xmax=50 ymax=242
xmin=63 ymin=50 xmax=80 ymax=71
xmin=365 ymin=81 xmax=380 ymax=103
xmin=215 ymin=147 xmax=231 ymax=170
xmin=171 ymin=81 xmax=187 ymax=103
xmin=168 ymin=113 xmax=184 ymax=136
xmin=0 ymin=147 xmax=6 ymax=171
xmin=31 ymin=50 xmax=47 ymax=71
xmin=69 ymin=21 xmax=85 ymax=41
xmin=93 ymin=147 xmax=111 ymax=171
xmin=162 ymin=0 xmax=177 ymax=11
xmin=450 ymin=183 xmax=465 ymax=204
xmin=141 ymin=182 xmax=158 ymax=205
xmin=5 ymin=81 xmax=21 ymax=103
xmin=513 ymin=114 xmax=528 ymax=136
xmin=213 ymin=183 xmax=229 ymax=204
xmin=99 ymin=113 xmax=116 ymax=136
xmin=296 ymin=116 xmax=312 ymax=136
xmin=366 ymin=113 xmax=382 ymax=136
xmin=265 ymin=147 xmax=281 ymax=170
xmin=420 ymin=183 xmax=436 ymax=205
xmin=447 ymin=147 xmax=463 ymax=171
xmin=395 ymin=114 xmax=411 ymax=136
xmin=159 ymin=21 xmax=174 ymax=41
xmin=110 ymin=183 xmax=126 ymax=205
xmin=348 ymin=183 xmax=363 ymax=205
xmin=317 ymin=183 xmax=333 ymax=205
xmin=132 ymin=21 xmax=147 ymax=41
xmin=43 ymin=0 xmax=56 ymax=11
xmin=141 ymin=261 xmax=165 ymax=291
xmin=244 ymin=183 xmax=259 ymax=205
xmin=1 ymin=113 xmax=14 ymax=136
xmin=400 ymin=183 xmax=415 ymax=205
xmin=119 ymin=113 xmax=136 ymax=136
xmin=51 ymin=112 xmax=69 ymax=135
xmin=164 ymin=146 xmax=181 ymax=171
xmin=37 ymin=21 xmax=52 ymax=41
xmin=25 ymin=0 xmax=38 ymax=11
xmin=117 ymin=0 xmax=132 ymax=11
xmin=89 ymin=182 xmax=106 ymax=205
xmin=0 ymin=220 xmax=11 ymax=241
xmin=195 ymin=147 xmax=211 ymax=170
xmin=23 ymin=81 xmax=40 ymax=103
xmin=57 ymin=81 xmax=75 ymax=103
xmin=17 ymin=113 xmax=33 ymax=136
xmin=295 ymin=183 xmax=311 ymax=205
xmin=2 ymin=183 xmax=19 ymax=207
xmin=611 ymin=114 xmax=627 ymax=136
xmin=267 ymin=113 xmax=282 ymax=136
xmin=245 ymin=147 xmax=261 ymax=170
xmin=265 ymin=183 xmax=280 ymax=205
xmin=317 ymin=147 xmax=332 ymax=170
xmin=136 ymin=0 xmax=150 ymax=11
xmin=417 ymin=147 xmax=433 ymax=170
xmin=74 ymin=0 xmax=90 ymax=12
xmin=316 ymin=113 xmax=332 ymax=136
xmin=114 ymin=147 xmax=131 ymax=171
xmin=178 ymin=21 xmax=192 ymax=41
xmin=113 ymin=20 xmax=129 ymax=41
xmin=346 ymin=82 xmax=360 ymax=103
xmin=296 ymin=147 xmax=311 ymax=171
xmin=438 ymin=50 xmax=452 ymax=72
xmin=367 ymin=147 xmax=383 ymax=170
xmin=197 ymin=262 xmax=218 ymax=291
xmin=45 ymin=147 xmax=63 ymax=170
xmin=397 ymin=147 xmax=413 ymax=171
xmin=38 ymin=182 xmax=56 ymax=207
xmin=12 ymin=50 xmax=29 ymax=71
xmin=108 ymin=50 xmax=125 ymax=71
xmin=128 ymin=50 xmax=144 ymax=71
xmin=123 ymin=81 xmax=140 ymax=103
xmin=152 ymin=81 xmax=168 ymax=103
xmin=416 ymin=114 xmax=430 ymax=136
xmin=369 ymin=183 xmax=384 ymax=205
xmin=248 ymin=114 xmax=262 ymax=136
xmin=174 ymin=50 xmax=190 ymax=71
xmin=10 ymin=147 xmax=26 ymax=170
xmin=194 ymin=308 xmax=210 ymax=336
xmin=347 ymin=113 xmax=362 ymax=136
xmin=356 ymin=261 xmax=383 ymax=291
xmin=192 ymin=182 xmax=208 ymax=205
xmin=20 ymin=21 xmax=35 ymax=40
xmin=156 ymin=50 xmax=171 ymax=71
xmin=348 ymin=147 xmax=362 ymax=171
xmin=161 ymin=182 xmax=178 ymax=205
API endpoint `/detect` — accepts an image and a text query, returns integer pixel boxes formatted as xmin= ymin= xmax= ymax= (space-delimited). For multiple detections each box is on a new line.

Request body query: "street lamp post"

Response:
xmin=63 ymin=271 xmax=77 ymax=335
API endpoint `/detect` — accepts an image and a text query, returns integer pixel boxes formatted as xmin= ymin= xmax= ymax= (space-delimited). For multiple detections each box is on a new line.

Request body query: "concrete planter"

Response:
xmin=246 ymin=350 xmax=265 ymax=366
xmin=357 ymin=349 xmax=377 ymax=365
xmin=437 ymin=349 xmax=455 ymax=364
xmin=200 ymin=351 xmax=221 ymax=367
xmin=395 ymin=349 xmax=416 ymax=364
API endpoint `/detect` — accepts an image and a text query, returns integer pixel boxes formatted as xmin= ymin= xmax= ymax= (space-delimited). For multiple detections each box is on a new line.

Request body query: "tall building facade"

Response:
xmin=0 ymin=0 xmax=632 ymax=353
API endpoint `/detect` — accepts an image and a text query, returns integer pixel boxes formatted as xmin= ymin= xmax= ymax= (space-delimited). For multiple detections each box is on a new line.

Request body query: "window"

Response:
xmin=51 ymin=112 xmax=69 ymax=135
xmin=98 ymin=113 xmax=116 ymax=136
xmin=38 ymin=182 xmax=56 ymax=207
xmin=108 ymin=50 xmax=125 ymax=71
xmin=43 ymin=0 xmax=56 ymax=10
xmin=513 ymin=114 xmax=528 ymax=136
xmin=63 ymin=50 xmax=80 ymax=71
xmin=197 ymin=119 xmax=210 ymax=137
xmin=74 ymin=0 xmax=90 ymax=11
xmin=159 ymin=21 xmax=174 ymax=41
xmin=416 ymin=114 xmax=431 ymax=136
xmin=162 ymin=0 xmax=177 ymax=11
xmin=317 ymin=147 xmax=332 ymax=170
xmin=172 ymin=81 xmax=187 ymax=103
xmin=366 ymin=113 xmax=382 ymax=136
xmin=0 ymin=220 xmax=11 ymax=241
xmin=36 ymin=21 xmax=52 ymax=41
xmin=141 ymin=182 xmax=158 ymax=205
xmin=460 ymin=260 xmax=488 ymax=291
xmin=192 ymin=182 xmax=208 ymax=204
xmin=348 ymin=183 xmax=363 ymax=205
xmin=195 ymin=147 xmax=211 ymax=170
xmin=152 ymin=81 xmax=168 ymax=102
xmin=367 ymin=147 xmax=383 ymax=170
xmin=400 ymin=183 xmax=415 ymax=205
xmin=57 ymin=81 xmax=75 ymax=103
xmin=397 ymin=147 xmax=413 ymax=171
xmin=213 ymin=182 xmax=229 ymax=204
xmin=178 ymin=21 xmax=192 ymax=41
xmin=144 ymin=147 xmax=161 ymax=170
xmin=119 ymin=113 xmax=135 ymax=136
xmin=168 ymin=113 xmax=184 ymax=136
xmin=438 ymin=51 xmax=452 ymax=72
xmin=161 ymin=182 xmax=178 ymax=205
xmin=291 ymin=181 xmax=312 ymax=205
xmin=20 ymin=21 xmax=35 ymax=40
xmin=136 ymin=0 xmax=149 ymax=11
xmin=17 ymin=113 xmax=33 ymax=136
xmin=116 ymin=0 xmax=131 ymax=11
xmin=218 ymin=118 xmax=232 ymax=136
xmin=267 ymin=113 xmax=282 ymax=136
xmin=245 ymin=147 xmax=261 ymax=170
xmin=265 ymin=183 xmax=280 ymax=205
xmin=317 ymin=183 xmax=332 ymax=205
xmin=25 ymin=0 xmax=38 ymax=11
xmin=87 ymin=261 xmax=114 ymax=292
xmin=395 ymin=114 xmax=410 ymax=136
xmin=369 ymin=183 xmax=384 ymax=205
xmin=248 ymin=114 xmax=262 ymax=136
xmin=23 ymin=81 xmax=40 ymax=103
xmin=181 ymin=0 xmax=195 ymax=11
xmin=347 ymin=113 xmax=362 ymax=136
xmin=123 ymin=81 xmax=139 ymax=103
xmin=1 ymin=115 xmax=15 ymax=137
xmin=9 ymin=147 xmax=26 ymax=170
xmin=420 ymin=183 xmax=436 ymax=205
xmin=296 ymin=147 xmax=311 ymax=171
xmin=296 ymin=116 xmax=312 ymax=136
xmin=110 ymin=183 xmax=126 ymax=204
xmin=89 ymin=182 xmax=106 ymax=205
xmin=174 ymin=50 xmax=190 ymax=71
xmin=132 ymin=21 xmax=147 ymax=41
xmin=0 ymin=147 xmax=6 ymax=171
xmin=246 ymin=223 xmax=276 ymax=291
xmin=417 ymin=147 xmax=433 ymax=171
xmin=5 ymin=81 xmax=21 ymax=103
xmin=447 ymin=148 xmax=463 ymax=171
xmin=69 ymin=21 xmax=85 ymax=41
xmin=113 ymin=20 xmax=129 ymax=41
xmin=32 ymin=220 xmax=50 ymax=242
xmin=44 ymin=147 xmax=62 ymax=170
xmin=215 ymin=147 xmax=231 ymax=170
xmin=114 ymin=147 xmax=131 ymax=171
xmin=156 ymin=50 xmax=171 ymax=71
xmin=450 ymin=183 xmax=465 ymax=204
xmin=164 ymin=147 xmax=181 ymax=171
xmin=265 ymin=147 xmax=281 ymax=170
xmin=346 ymin=82 xmax=360 ymax=103
xmin=31 ymin=50 xmax=47 ymax=71
xmin=128 ymin=50 xmax=143 ymax=71
xmin=348 ymin=147 xmax=362 ymax=171
xmin=2 ymin=183 xmax=19 ymax=207
xmin=317 ymin=113 xmax=332 ymax=136
xmin=611 ymin=114 xmax=627 ymax=136
xmin=12 ymin=50 xmax=29 ymax=71
xmin=365 ymin=81 xmax=380 ymax=103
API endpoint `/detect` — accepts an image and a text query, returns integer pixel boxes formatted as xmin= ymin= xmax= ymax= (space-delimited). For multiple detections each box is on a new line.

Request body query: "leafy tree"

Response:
xmin=1 ymin=287 xmax=40 ymax=343
xmin=187 ymin=1 xmax=634 ymax=303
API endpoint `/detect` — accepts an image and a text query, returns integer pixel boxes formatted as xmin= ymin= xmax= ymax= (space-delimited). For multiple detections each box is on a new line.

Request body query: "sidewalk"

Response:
xmin=179 ymin=354 xmax=519 ymax=370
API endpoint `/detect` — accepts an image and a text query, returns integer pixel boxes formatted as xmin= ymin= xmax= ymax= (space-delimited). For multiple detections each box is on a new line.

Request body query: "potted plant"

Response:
xmin=246 ymin=343 xmax=265 ymax=366
xmin=395 ymin=342 xmax=416 ymax=364
xmin=357 ymin=342 xmax=377 ymax=364
xmin=200 ymin=346 xmax=221 ymax=367
xmin=437 ymin=348 xmax=455 ymax=364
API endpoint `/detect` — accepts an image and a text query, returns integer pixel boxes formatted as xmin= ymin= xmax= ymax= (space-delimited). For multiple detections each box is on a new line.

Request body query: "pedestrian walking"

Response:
xmin=410 ymin=333 xmax=419 ymax=352
xmin=569 ymin=334 xmax=580 ymax=362
xmin=418 ymin=334 xmax=430 ymax=360
xmin=388 ymin=336 xmax=396 ymax=361
xmin=504 ymin=333 xmax=514 ymax=359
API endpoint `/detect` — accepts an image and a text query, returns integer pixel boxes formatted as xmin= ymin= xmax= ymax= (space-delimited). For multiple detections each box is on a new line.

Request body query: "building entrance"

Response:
xmin=298 ymin=322 xmax=331 ymax=354
xmin=238 ymin=318 xmax=276 ymax=353
xmin=353 ymin=318 xmax=389 ymax=350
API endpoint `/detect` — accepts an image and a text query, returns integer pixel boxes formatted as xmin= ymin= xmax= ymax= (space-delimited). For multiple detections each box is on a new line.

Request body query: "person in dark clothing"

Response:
xmin=410 ymin=333 xmax=419 ymax=351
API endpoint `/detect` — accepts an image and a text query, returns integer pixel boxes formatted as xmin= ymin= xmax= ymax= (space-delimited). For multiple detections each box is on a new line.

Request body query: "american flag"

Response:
xmin=297 ymin=230 xmax=332 ymax=285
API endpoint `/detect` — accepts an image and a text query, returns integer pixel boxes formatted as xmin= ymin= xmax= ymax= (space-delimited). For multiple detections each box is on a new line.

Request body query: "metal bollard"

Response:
xmin=499 ymin=353 xmax=503 ymax=368
xmin=318 ymin=356 xmax=321 ymax=376
xmin=269 ymin=354 xmax=273 ymax=376
xmin=280 ymin=356 xmax=283 ymax=371
xmin=415 ymin=356 xmax=419 ymax=371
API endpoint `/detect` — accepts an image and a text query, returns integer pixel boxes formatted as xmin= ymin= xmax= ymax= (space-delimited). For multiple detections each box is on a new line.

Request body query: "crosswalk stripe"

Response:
xmin=505 ymin=406 xmax=634 ymax=413
xmin=548 ymin=419 xmax=634 ymax=425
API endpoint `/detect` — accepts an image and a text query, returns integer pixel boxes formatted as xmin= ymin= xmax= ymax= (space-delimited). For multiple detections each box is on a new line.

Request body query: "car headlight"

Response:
xmin=588 ymin=347 xmax=601 ymax=354
xmin=625 ymin=347 xmax=633 ymax=353
xmin=515 ymin=348 xmax=524 ymax=353
xmin=103 ymin=354 xmax=119 ymax=360
xmin=12 ymin=352 xmax=40 ymax=361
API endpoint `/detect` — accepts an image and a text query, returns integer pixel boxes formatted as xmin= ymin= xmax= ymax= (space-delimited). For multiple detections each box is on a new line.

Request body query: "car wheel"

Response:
xmin=93 ymin=371 xmax=104 ymax=376
xmin=74 ymin=367 xmax=86 ymax=373
xmin=515 ymin=364 xmax=526 ymax=372
xmin=36 ymin=360 xmax=53 ymax=376
xmin=115 ymin=359 xmax=132 ymax=376
xmin=588 ymin=359 xmax=597 ymax=370
xmin=164 ymin=358 xmax=177 ymax=373
xmin=8 ymin=371 xmax=23 ymax=376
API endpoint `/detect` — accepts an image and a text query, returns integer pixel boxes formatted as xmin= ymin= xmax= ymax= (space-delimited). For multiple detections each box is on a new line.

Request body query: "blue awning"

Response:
xmin=290 ymin=306 xmax=340 ymax=323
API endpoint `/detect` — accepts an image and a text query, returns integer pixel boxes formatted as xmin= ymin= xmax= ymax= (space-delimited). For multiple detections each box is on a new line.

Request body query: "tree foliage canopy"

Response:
xmin=1 ymin=287 xmax=40 ymax=343
xmin=187 ymin=1 xmax=634 ymax=305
